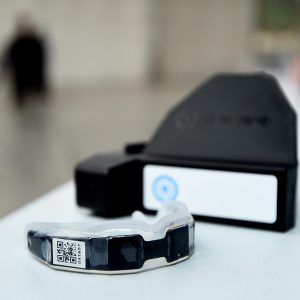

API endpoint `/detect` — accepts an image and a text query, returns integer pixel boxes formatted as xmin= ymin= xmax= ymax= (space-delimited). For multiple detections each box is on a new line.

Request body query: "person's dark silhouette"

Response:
xmin=2 ymin=17 xmax=47 ymax=105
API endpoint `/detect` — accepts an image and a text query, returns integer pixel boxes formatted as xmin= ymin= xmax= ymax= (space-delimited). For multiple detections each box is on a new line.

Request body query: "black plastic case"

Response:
xmin=75 ymin=73 xmax=298 ymax=232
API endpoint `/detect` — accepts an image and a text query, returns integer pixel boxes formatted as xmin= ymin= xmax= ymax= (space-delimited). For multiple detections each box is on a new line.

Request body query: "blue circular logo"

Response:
xmin=152 ymin=175 xmax=178 ymax=203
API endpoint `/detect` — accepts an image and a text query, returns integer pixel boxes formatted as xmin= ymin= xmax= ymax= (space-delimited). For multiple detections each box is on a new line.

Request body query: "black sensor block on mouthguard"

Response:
xmin=75 ymin=73 xmax=297 ymax=232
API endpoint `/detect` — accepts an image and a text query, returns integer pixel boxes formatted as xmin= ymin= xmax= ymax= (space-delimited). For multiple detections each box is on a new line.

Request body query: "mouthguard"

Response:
xmin=26 ymin=202 xmax=195 ymax=274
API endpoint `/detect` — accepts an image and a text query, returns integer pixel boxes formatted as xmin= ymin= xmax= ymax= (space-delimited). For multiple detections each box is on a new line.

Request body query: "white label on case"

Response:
xmin=143 ymin=165 xmax=278 ymax=224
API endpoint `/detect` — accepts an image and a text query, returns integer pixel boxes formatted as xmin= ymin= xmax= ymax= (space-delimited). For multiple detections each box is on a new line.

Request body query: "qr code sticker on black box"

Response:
xmin=52 ymin=238 xmax=86 ymax=269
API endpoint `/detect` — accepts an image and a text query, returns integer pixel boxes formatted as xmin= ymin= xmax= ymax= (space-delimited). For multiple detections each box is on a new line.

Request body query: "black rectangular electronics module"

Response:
xmin=75 ymin=73 xmax=297 ymax=232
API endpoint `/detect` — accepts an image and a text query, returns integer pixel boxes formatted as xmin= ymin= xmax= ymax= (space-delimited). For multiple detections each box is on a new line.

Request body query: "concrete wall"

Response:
xmin=158 ymin=0 xmax=257 ymax=81
xmin=0 ymin=0 xmax=156 ymax=87
xmin=0 ymin=0 xmax=257 ymax=87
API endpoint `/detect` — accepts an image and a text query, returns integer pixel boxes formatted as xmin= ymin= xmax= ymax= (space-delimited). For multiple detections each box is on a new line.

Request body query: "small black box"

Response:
xmin=75 ymin=73 xmax=297 ymax=232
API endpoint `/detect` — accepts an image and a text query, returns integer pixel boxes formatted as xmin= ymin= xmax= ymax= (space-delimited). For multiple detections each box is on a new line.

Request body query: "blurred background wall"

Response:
xmin=0 ymin=0 xmax=258 ymax=88
xmin=0 ymin=0 xmax=157 ymax=87
xmin=158 ymin=0 xmax=257 ymax=81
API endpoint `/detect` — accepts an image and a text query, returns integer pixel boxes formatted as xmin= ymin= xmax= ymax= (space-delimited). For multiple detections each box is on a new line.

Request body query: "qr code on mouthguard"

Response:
xmin=52 ymin=238 xmax=86 ymax=269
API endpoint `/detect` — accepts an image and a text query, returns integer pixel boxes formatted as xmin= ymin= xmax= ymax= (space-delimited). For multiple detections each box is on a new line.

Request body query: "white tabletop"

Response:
xmin=0 ymin=181 xmax=299 ymax=300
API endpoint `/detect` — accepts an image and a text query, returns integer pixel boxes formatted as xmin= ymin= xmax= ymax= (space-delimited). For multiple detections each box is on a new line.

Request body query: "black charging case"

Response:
xmin=75 ymin=73 xmax=297 ymax=232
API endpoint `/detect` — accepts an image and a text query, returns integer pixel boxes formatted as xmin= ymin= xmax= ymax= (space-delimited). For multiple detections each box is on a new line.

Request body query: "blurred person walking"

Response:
xmin=1 ymin=15 xmax=48 ymax=106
